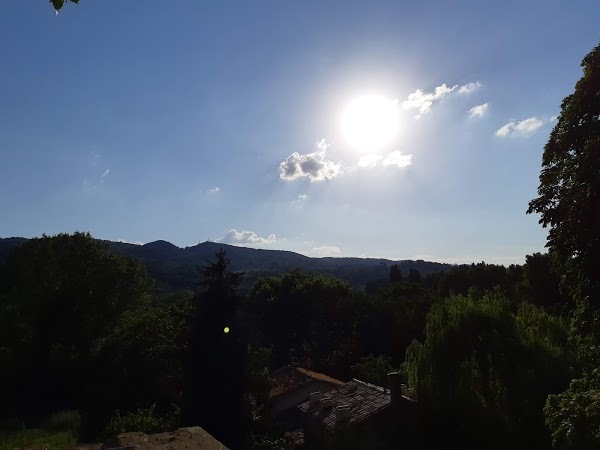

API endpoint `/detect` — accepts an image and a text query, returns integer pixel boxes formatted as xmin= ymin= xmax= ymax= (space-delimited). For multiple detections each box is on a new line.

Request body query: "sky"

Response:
xmin=1 ymin=1 xmax=599 ymax=264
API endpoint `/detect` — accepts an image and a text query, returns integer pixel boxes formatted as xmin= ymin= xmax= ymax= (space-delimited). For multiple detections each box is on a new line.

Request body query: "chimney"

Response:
xmin=310 ymin=391 xmax=324 ymax=408
xmin=388 ymin=372 xmax=404 ymax=407
xmin=289 ymin=348 xmax=299 ymax=367
xmin=319 ymin=397 xmax=334 ymax=410
xmin=335 ymin=405 xmax=351 ymax=423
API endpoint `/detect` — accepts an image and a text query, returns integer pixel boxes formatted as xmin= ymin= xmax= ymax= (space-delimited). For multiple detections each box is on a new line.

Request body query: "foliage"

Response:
xmin=105 ymin=403 xmax=180 ymax=437
xmin=0 ymin=428 xmax=77 ymax=450
xmin=50 ymin=0 xmax=79 ymax=12
xmin=246 ymin=269 xmax=359 ymax=376
xmin=0 ymin=232 xmax=155 ymax=437
xmin=184 ymin=249 xmax=248 ymax=449
xmin=526 ymin=42 xmax=600 ymax=449
xmin=544 ymin=369 xmax=600 ymax=450
xmin=405 ymin=290 xmax=573 ymax=449
xmin=44 ymin=410 xmax=81 ymax=435
xmin=527 ymin=43 xmax=600 ymax=340
xmin=352 ymin=354 xmax=398 ymax=387
xmin=389 ymin=264 xmax=403 ymax=283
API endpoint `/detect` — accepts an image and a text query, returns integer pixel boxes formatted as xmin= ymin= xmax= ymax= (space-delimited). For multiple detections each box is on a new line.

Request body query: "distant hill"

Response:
xmin=0 ymin=237 xmax=453 ymax=292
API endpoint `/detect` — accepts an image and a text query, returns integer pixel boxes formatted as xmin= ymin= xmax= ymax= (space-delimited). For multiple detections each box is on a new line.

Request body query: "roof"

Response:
xmin=298 ymin=379 xmax=391 ymax=432
xmin=268 ymin=365 xmax=345 ymax=399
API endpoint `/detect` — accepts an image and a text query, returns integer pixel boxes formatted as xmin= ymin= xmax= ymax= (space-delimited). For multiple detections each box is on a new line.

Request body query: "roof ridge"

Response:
xmin=350 ymin=378 xmax=388 ymax=393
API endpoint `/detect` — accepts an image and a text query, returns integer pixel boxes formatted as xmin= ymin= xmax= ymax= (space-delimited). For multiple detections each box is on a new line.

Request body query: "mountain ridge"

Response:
xmin=0 ymin=237 xmax=454 ymax=291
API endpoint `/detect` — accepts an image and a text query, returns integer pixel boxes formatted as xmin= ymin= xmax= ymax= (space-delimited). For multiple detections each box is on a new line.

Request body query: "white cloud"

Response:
xmin=217 ymin=229 xmax=277 ymax=245
xmin=403 ymin=83 xmax=458 ymax=118
xmin=458 ymin=81 xmax=482 ymax=94
xmin=468 ymin=103 xmax=489 ymax=118
xmin=357 ymin=154 xmax=382 ymax=167
xmin=311 ymin=246 xmax=342 ymax=257
xmin=550 ymin=115 xmax=558 ymax=122
xmin=116 ymin=238 xmax=144 ymax=245
xmin=291 ymin=194 xmax=309 ymax=208
xmin=101 ymin=168 xmax=110 ymax=178
xmin=209 ymin=187 xmax=220 ymax=193
xmin=495 ymin=117 xmax=545 ymax=136
xmin=382 ymin=151 xmax=412 ymax=168
xmin=279 ymin=138 xmax=341 ymax=182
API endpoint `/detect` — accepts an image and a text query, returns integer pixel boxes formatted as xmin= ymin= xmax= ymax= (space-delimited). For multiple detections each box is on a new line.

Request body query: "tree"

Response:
xmin=405 ymin=291 xmax=572 ymax=449
xmin=527 ymin=42 xmax=600 ymax=449
xmin=527 ymin=43 xmax=600 ymax=345
xmin=0 ymin=232 xmax=154 ymax=437
xmin=184 ymin=249 xmax=247 ymax=449
xmin=389 ymin=264 xmax=403 ymax=283
xmin=407 ymin=268 xmax=422 ymax=284
xmin=50 ymin=0 xmax=79 ymax=12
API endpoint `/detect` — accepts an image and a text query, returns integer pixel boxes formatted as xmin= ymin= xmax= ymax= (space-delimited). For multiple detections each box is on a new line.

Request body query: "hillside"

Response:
xmin=0 ymin=237 xmax=453 ymax=291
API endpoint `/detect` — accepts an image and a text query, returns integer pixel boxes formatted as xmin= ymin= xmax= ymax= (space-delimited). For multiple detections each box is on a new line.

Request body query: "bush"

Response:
xmin=105 ymin=404 xmax=180 ymax=437
xmin=45 ymin=410 xmax=81 ymax=435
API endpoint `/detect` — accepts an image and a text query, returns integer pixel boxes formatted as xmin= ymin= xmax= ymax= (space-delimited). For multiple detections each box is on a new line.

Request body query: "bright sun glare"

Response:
xmin=341 ymin=94 xmax=400 ymax=152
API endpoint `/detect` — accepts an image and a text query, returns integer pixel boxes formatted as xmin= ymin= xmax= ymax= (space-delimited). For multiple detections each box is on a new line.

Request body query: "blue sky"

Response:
xmin=1 ymin=1 xmax=598 ymax=264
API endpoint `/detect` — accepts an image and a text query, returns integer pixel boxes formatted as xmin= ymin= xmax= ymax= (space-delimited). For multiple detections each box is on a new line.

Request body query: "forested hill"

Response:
xmin=0 ymin=237 xmax=452 ymax=291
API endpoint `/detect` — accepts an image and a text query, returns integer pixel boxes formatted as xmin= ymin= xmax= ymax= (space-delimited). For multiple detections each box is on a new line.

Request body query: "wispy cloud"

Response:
xmin=458 ymin=81 xmax=482 ymax=94
xmin=101 ymin=168 xmax=110 ymax=178
xmin=357 ymin=154 xmax=382 ymax=167
xmin=495 ymin=117 xmax=545 ymax=136
xmin=291 ymin=194 xmax=309 ymax=208
xmin=311 ymin=246 xmax=342 ymax=257
xmin=217 ymin=229 xmax=276 ymax=245
xmin=116 ymin=238 xmax=144 ymax=245
xmin=279 ymin=138 xmax=342 ymax=182
xmin=468 ymin=103 xmax=489 ymax=118
xmin=382 ymin=151 xmax=412 ymax=167
xmin=209 ymin=187 xmax=220 ymax=193
xmin=403 ymin=83 xmax=458 ymax=118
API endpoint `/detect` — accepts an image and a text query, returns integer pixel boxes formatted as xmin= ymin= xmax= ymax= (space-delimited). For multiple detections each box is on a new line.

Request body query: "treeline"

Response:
xmin=0 ymin=232 xmax=582 ymax=449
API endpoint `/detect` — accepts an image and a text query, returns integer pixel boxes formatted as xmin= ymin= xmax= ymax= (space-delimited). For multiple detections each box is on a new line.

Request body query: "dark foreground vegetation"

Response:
xmin=0 ymin=43 xmax=598 ymax=449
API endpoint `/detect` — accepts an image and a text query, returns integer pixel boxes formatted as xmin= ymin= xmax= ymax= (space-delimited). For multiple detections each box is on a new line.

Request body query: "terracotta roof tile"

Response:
xmin=298 ymin=379 xmax=391 ymax=432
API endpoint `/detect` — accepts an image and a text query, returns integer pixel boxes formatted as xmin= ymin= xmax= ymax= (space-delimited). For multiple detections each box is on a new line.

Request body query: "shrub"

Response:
xmin=105 ymin=404 xmax=180 ymax=437
xmin=45 ymin=410 xmax=81 ymax=435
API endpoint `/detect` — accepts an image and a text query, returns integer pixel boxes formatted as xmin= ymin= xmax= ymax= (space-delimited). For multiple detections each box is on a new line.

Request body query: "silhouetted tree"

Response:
xmin=527 ymin=42 xmax=600 ymax=346
xmin=50 ymin=0 xmax=79 ymax=12
xmin=527 ymin=42 xmax=600 ymax=450
xmin=408 ymin=268 xmax=422 ymax=283
xmin=0 ymin=232 xmax=154 ymax=438
xmin=389 ymin=264 xmax=403 ymax=283
xmin=184 ymin=249 xmax=247 ymax=448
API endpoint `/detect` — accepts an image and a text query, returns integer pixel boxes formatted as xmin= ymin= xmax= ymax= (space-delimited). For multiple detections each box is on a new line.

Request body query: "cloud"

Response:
xmin=550 ymin=115 xmax=558 ymax=122
xmin=357 ymin=154 xmax=382 ymax=167
xmin=291 ymin=194 xmax=309 ymax=208
xmin=279 ymin=138 xmax=341 ymax=182
xmin=468 ymin=103 xmax=489 ymax=118
xmin=91 ymin=152 xmax=101 ymax=166
xmin=495 ymin=117 xmax=545 ymax=136
xmin=382 ymin=151 xmax=412 ymax=167
xmin=458 ymin=81 xmax=482 ymax=94
xmin=217 ymin=229 xmax=277 ymax=245
xmin=116 ymin=239 xmax=144 ymax=245
xmin=311 ymin=246 xmax=342 ymax=257
xmin=101 ymin=168 xmax=110 ymax=178
xmin=209 ymin=187 xmax=220 ymax=193
xmin=403 ymin=83 xmax=458 ymax=118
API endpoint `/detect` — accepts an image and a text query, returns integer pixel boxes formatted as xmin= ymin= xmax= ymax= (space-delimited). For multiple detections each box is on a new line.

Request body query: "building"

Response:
xmin=298 ymin=373 xmax=420 ymax=449
xmin=267 ymin=365 xmax=345 ymax=432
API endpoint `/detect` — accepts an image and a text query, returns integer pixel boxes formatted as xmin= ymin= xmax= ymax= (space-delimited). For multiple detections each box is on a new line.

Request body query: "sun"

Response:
xmin=341 ymin=94 xmax=400 ymax=152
